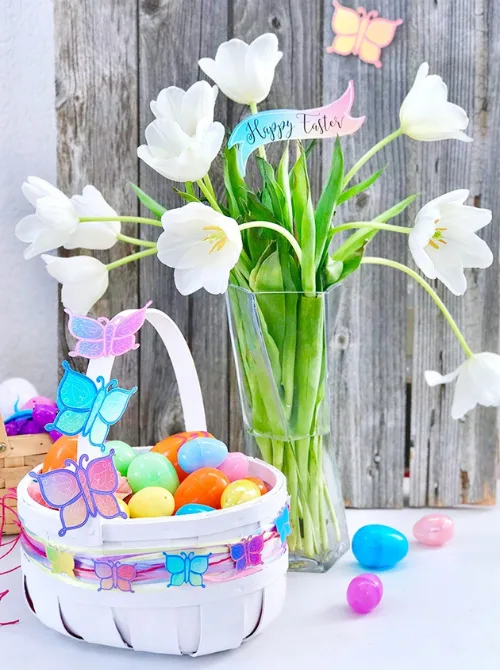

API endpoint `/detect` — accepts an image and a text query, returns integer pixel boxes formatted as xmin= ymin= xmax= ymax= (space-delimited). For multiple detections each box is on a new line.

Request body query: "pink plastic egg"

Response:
xmin=413 ymin=514 xmax=454 ymax=546
xmin=27 ymin=482 xmax=50 ymax=508
xmin=218 ymin=452 xmax=249 ymax=482
xmin=22 ymin=396 xmax=57 ymax=410
xmin=346 ymin=573 xmax=383 ymax=614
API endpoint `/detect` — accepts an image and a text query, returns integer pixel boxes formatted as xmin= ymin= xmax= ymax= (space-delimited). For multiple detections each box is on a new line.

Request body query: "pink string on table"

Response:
xmin=0 ymin=489 xmax=21 ymax=626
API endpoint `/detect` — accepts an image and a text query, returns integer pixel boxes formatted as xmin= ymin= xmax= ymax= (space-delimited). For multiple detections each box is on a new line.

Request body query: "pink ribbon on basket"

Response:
xmin=0 ymin=489 xmax=21 ymax=626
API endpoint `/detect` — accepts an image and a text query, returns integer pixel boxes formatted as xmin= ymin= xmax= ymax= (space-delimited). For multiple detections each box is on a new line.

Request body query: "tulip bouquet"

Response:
xmin=16 ymin=33 xmax=499 ymax=570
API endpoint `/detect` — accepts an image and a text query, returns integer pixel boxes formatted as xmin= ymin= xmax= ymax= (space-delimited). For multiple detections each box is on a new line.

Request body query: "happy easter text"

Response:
xmin=245 ymin=112 xmax=345 ymax=145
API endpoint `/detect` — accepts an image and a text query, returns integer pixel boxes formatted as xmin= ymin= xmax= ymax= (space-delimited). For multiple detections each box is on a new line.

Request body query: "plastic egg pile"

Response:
xmin=30 ymin=431 xmax=271 ymax=519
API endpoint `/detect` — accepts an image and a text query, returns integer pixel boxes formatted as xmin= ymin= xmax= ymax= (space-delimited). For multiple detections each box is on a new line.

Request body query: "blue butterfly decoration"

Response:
xmin=275 ymin=503 xmax=292 ymax=544
xmin=163 ymin=551 xmax=211 ymax=588
xmin=46 ymin=361 xmax=137 ymax=452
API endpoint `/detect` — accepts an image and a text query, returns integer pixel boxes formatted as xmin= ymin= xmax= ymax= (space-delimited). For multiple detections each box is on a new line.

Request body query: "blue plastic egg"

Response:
xmin=352 ymin=524 xmax=409 ymax=569
xmin=175 ymin=503 xmax=216 ymax=515
xmin=178 ymin=437 xmax=228 ymax=474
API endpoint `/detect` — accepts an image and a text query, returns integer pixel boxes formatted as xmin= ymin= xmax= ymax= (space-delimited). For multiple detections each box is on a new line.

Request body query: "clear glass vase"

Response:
xmin=226 ymin=284 xmax=349 ymax=572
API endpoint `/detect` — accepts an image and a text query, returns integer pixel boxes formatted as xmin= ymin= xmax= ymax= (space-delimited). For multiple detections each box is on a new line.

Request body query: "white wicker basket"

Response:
xmin=17 ymin=307 xmax=289 ymax=656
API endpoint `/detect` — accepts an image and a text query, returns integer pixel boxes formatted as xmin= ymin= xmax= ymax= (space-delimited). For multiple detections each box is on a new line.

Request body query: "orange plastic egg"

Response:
xmin=245 ymin=477 xmax=268 ymax=496
xmin=151 ymin=431 xmax=213 ymax=482
xmin=174 ymin=467 xmax=230 ymax=511
xmin=42 ymin=435 xmax=78 ymax=473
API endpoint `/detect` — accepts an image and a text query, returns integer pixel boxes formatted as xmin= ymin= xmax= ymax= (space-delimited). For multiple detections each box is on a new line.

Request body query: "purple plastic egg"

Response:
xmin=19 ymin=419 xmax=42 ymax=435
xmin=49 ymin=429 xmax=63 ymax=442
xmin=5 ymin=422 xmax=19 ymax=436
xmin=347 ymin=573 xmax=383 ymax=614
xmin=32 ymin=404 xmax=58 ymax=429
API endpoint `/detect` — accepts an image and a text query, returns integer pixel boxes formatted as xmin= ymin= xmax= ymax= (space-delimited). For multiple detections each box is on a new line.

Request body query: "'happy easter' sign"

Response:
xmin=228 ymin=81 xmax=365 ymax=174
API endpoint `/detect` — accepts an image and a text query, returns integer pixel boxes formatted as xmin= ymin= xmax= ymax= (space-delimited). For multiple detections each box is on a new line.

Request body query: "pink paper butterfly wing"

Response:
xmin=109 ymin=301 xmax=152 ymax=356
xmin=248 ymin=534 xmax=264 ymax=566
xmin=60 ymin=496 xmax=89 ymax=534
xmin=86 ymin=454 xmax=125 ymax=519
xmin=116 ymin=563 xmax=136 ymax=592
xmin=65 ymin=310 xmax=107 ymax=359
xmin=95 ymin=560 xmax=114 ymax=591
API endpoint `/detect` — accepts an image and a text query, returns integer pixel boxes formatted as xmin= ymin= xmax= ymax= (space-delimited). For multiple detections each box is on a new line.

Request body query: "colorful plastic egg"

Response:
xmin=174 ymin=467 xmax=230 ymax=511
xmin=22 ymin=396 xmax=56 ymax=411
xmin=413 ymin=514 xmax=454 ymax=546
xmin=31 ymin=403 xmax=58 ymax=429
xmin=151 ymin=431 xmax=213 ymax=482
xmin=42 ymin=435 xmax=78 ymax=473
xmin=352 ymin=524 xmax=409 ymax=570
xmin=115 ymin=475 xmax=133 ymax=500
xmin=178 ymin=437 xmax=228 ymax=474
xmin=106 ymin=440 xmax=137 ymax=476
xmin=245 ymin=476 xmax=268 ymax=495
xmin=18 ymin=420 xmax=41 ymax=435
xmin=49 ymin=429 xmax=63 ymax=442
xmin=347 ymin=573 xmax=383 ymax=614
xmin=27 ymin=481 xmax=51 ymax=508
xmin=129 ymin=487 xmax=175 ymax=518
xmin=175 ymin=503 xmax=215 ymax=516
xmin=218 ymin=452 xmax=249 ymax=482
xmin=220 ymin=479 xmax=261 ymax=509
xmin=127 ymin=452 xmax=179 ymax=494
xmin=117 ymin=498 xmax=130 ymax=518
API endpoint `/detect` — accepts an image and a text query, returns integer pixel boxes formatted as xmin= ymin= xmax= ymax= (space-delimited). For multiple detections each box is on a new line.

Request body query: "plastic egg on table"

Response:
xmin=352 ymin=524 xmax=409 ymax=570
xmin=42 ymin=436 xmax=78 ymax=473
xmin=347 ymin=573 xmax=383 ymax=614
xmin=178 ymin=437 xmax=228 ymax=474
xmin=117 ymin=498 xmax=130 ymax=518
xmin=218 ymin=452 xmax=249 ymax=482
xmin=175 ymin=503 xmax=215 ymax=516
xmin=106 ymin=440 xmax=137 ymax=476
xmin=129 ymin=487 xmax=175 ymax=518
xmin=221 ymin=479 xmax=261 ymax=509
xmin=151 ymin=431 xmax=213 ymax=482
xmin=245 ymin=476 xmax=268 ymax=495
xmin=174 ymin=467 xmax=230 ymax=511
xmin=413 ymin=514 xmax=454 ymax=546
xmin=127 ymin=452 xmax=179 ymax=494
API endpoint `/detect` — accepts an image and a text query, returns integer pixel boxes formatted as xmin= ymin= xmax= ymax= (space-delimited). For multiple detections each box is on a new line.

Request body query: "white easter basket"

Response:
xmin=17 ymin=307 xmax=289 ymax=656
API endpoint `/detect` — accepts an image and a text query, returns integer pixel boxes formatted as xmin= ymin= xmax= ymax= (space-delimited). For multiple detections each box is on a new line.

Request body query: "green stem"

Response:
xmin=116 ymin=233 xmax=157 ymax=248
xmin=249 ymin=101 xmax=267 ymax=160
xmin=342 ymin=128 xmax=403 ymax=188
xmin=79 ymin=216 xmax=162 ymax=227
xmin=331 ymin=221 xmax=411 ymax=236
xmin=196 ymin=179 xmax=223 ymax=213
xmin=362 ymin=257 xmax=473 ymax=358
xmin=106 ymin=247 xmax=157 ymax=271
xmin=239 ymin=221 xmax=303 ymax=263
xmin=186 ymin=181 xmax=195 ymax=197
xmin=203 ymin=173 xmax=217 ymax=200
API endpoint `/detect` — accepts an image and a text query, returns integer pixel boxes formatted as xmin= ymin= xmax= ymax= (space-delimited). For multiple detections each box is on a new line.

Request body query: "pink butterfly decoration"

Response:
xmin=94 ymin=559 xmax=136 ymax=593
xmin=230 ymin=534 xmax=264 ymax=571
xmin=31 ymin=452 xmax=126 ymax=537
xmin=65 ymin=301 xmax=152 ymax=359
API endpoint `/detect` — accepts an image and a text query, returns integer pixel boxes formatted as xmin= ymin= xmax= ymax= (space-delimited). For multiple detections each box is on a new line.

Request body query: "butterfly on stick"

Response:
xmin=326 ymin=1 xmax=402 ymax=69
xmin=230 ymin=535 xmax=264 ymax=572
xmin=164 ymin=551 xmax=211 ymax=588
xmin=46 ymin=361 xmax=137 ymax=451
xmin=94 ymin=559 xmax=137 ymax=593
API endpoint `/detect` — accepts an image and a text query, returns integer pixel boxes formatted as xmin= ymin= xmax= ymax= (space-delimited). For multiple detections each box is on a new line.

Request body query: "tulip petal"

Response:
xmin=22 ymin=177 xmax=67 ymax=206
xmin=151 ymin=86 xmax=185 ymax=123
xmin=64 ymin=223 xmax=118 ymax=251
xmin=24 ymin=228 xmax=71 ymax=259
xmin=15 ymin=214 xmax=44 ymax=243
xmin=440 ymin=202 xmax=492 ymax=236
xmin=424 ymin=367 xmax=461 ymax=387
xmin=457 ymin=235 xmax=493 ymax=269
xmin=180 ymin=81 xmax=217 ymax=135
xmin=174 ymin=267 xmax=207 ymax=295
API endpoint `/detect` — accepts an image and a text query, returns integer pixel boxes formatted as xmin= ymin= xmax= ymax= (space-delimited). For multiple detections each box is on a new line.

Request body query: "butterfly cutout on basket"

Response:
xmin=163 ymin=551 xmax=211 ymax=588
xmin=46 ymin=546 xmax=75 ymax=577
xmin=31 ymin=451 xmax=127 ymax=537
xmin=275 ymin=503 xmax=292 ymax=544
xmin=45 ymin=360 xmax=137 ymax=451
xmin=326 ymin=1 xmax=402 ymax=69
xmin=94 ymin=559 xmax=137 ymax=593
xmin=230 ymin=534 xmax=264 ymax=572
xmin=66 ymin=301 xmax=152 ymax=359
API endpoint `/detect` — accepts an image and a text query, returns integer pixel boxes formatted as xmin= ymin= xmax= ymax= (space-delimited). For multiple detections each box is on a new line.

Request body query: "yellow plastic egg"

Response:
xmin=129 ymin=486 xmax=175 ymax=518
xmin=117 ymin=498 xmax=130 ymax=518
xmin=220 ymin=479 xmax=261 ymax=509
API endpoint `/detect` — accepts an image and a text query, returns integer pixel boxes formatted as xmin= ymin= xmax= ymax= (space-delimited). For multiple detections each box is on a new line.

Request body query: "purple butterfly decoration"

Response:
xmin=94 ymin=559 xmax=137 ymax=593
xmin=230 ymin=534 xmax=264 ymax=571
xmin=65 ymin=301 xmax=152 ymax=359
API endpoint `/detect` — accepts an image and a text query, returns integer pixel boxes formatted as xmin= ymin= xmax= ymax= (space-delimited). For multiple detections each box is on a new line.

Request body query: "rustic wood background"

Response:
xmin=54 ymin=0 xmax=499 ymax=508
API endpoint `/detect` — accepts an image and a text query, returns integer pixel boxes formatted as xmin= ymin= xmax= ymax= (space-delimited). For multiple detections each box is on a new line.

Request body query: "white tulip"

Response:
xmin=42 ymin=254 xmax=109 ymax=315
xmin=399 ymin=63 xmax=472 ymax=142
xmin=409 ymin=190 xmax=492 ymax=296
xmin=157 ymin=202 xmax=242 ymax=295
xmin=425 ymin=352 xmax=500 ymax=419
xmin=16 ymin=177 xmax=120 ymax=258
xmin=138 ymin=81 xmax=224 ymax=183
xmin=199 ymin=33 xmax=282 ymax=105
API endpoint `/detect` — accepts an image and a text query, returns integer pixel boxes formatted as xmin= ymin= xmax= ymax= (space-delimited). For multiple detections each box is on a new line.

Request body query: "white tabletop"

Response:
xmin=2 ymin=502 xmax=498 ymax=669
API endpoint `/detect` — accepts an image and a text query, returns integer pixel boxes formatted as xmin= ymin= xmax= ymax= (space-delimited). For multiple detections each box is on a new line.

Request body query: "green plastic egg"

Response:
xmin=107 ymin=440 xmax=137 ymax=476
xmin=127 ymin=451 xmax=179 ymax=494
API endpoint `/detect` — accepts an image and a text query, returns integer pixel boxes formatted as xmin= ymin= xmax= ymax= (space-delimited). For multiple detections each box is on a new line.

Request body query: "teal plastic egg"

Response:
xmin=178 ymin=437 xmax=228 ymax=474
xmin=352 ymin=524 xmax=409 ymax=569
xmin=106 ymin=440 xmax=137 ymax=476
xmin=127 ymin=452 xmax=179 ymax=494
xmin=175 ymin=503 xmax=215 ymax=515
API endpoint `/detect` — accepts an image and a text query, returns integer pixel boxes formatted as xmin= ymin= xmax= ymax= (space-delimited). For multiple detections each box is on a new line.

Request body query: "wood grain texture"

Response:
xmin=54 ymin=0 xmax=140 ymax=444
xmin=324 ymin=0 xmax=408 ymax=507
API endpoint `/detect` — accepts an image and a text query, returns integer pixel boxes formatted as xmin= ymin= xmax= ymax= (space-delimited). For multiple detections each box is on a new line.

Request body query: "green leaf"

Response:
xmin=245 ymin=192 xmax=277 ymax=223
xmin=254 ymin=250 xmax=286 ymax=370
xmin=173 ymin=188 xmax=202 ymax=205
xmin=223 ymin=146 xmax=249 ymax=218
xmin=256 ymin=156 xmax=287 ymax=226
xmin=249 ymin=242 xmax=276 ymax=289
xmin=324 ymin=257 xmax=344 ymax=287
xmin=290 ymin=144 xmax=316 ymax=292
xmin=304 ymin=139 xmax=317 ymax=160
xmin=129 ymin=183 xmax=166 ymax=218
xmin=315 ymin=138 xmax=344 ymax=269
xmin=277 ymin=144 xmax=293 ymax=232
xmin=337 ymin=165 xmax=386 ymax=205
xmin=374 ymin=194 xmax=418 ymax=223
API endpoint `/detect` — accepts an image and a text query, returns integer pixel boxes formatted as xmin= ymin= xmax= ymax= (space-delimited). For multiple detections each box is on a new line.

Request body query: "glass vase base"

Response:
xmin=289 ymin=540 xmax=350 ymax=573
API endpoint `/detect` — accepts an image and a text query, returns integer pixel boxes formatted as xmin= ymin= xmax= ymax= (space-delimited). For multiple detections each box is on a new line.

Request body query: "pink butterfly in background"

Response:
xmin=65 ymin=300 xmax=152 ymax=359
xmin=230 ymin=534 xmax=264 ymax=572
xmin=94 ymin=559 xmax=137 ymax=593
xmin=31 ymin=452 xmax=126 ymax=537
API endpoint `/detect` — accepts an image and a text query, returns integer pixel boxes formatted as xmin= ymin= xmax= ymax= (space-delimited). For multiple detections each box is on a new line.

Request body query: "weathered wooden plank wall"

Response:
xmin=54 ymin=0 xmax=499 ymax=508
